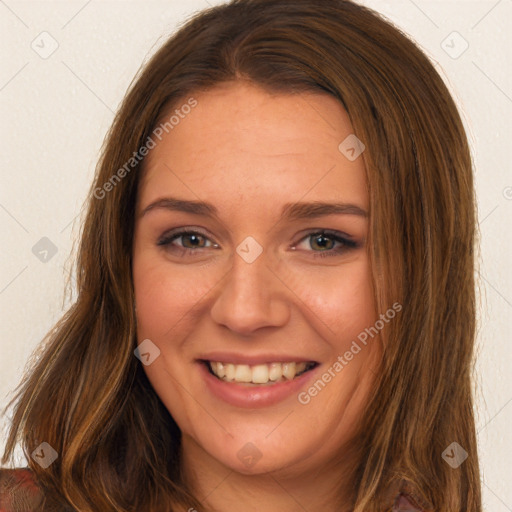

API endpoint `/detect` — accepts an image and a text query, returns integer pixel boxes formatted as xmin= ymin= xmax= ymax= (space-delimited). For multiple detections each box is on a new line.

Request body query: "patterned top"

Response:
xmin=0 ymin=467 xmax=427 ymax=511
xmin=0 ymin=469 xmax=43 ymax=512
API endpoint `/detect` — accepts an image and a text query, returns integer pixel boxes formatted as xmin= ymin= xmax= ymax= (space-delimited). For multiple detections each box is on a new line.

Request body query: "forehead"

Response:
xmin=138 ymin=81 xmax=368 ymax=214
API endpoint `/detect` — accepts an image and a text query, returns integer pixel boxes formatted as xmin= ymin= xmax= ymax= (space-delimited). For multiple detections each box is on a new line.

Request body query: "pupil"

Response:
xmin=186 ymin=234 xmax=202 ymax=247
xmin=313 ymin=234 xmax=333 ymax=250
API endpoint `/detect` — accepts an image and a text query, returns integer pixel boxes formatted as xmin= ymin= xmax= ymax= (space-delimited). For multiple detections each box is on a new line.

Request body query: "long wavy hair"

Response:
xmin=2 ymin=0 xmax=481 ymax=510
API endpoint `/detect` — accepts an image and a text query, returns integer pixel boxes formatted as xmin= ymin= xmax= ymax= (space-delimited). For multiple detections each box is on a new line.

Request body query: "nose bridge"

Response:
xmin=210 ymin=239 xmax=289 ymax=333
xmin=231 ymin=243 xmax=271 ymax=300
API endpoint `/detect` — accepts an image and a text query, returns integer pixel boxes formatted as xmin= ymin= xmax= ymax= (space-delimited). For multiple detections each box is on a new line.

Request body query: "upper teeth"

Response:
xmin=208 ymin=361 xmax=315 ymax=384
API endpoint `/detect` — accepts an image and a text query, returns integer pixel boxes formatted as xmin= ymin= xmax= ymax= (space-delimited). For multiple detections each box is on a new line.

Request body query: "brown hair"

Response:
xmin=2 ymin=0 xmax=481 ymax=510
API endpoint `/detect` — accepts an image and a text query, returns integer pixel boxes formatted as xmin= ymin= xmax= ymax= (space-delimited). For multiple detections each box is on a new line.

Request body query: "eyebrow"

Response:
xmin=140 ymin=197 xmax=367 ymax=220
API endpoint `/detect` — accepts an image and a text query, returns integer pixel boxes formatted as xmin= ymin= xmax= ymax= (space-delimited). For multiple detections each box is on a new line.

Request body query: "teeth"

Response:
xmin=216 ymin=361 xmax=226 ymax=378
xmin=282 ymin=362 xmax=296 ymax=380
xmin=296 ymin=361 xmax=307 ymax=374
xmin=268 ymin=363 xmax=282 ymax=381
xmin=225 ymin=363 xmax=236 ymax=380
xmin=208 ymin=360 xmax=314 ymax=384
xmin=252 ymin=364 xmax=269 ymax=384
xmin=234 ymin=364 xmax=252 ymax=383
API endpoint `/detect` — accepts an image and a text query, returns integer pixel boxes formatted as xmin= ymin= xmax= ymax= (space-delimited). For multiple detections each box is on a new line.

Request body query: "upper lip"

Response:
xmin=198 ymin=352 xmax=318 ymax=365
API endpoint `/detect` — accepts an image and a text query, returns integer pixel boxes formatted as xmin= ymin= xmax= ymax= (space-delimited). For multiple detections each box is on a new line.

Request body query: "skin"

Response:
xmin=132 ymin=81 xmax=383 ymax=512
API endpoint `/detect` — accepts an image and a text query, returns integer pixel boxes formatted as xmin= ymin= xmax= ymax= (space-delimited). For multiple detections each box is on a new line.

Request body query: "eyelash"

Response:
xmin=156 ymin=228 xmax=359 ymax=259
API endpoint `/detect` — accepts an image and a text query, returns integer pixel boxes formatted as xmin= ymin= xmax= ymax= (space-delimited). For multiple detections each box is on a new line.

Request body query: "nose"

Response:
xmin=209 ymin=248 xmax=290 ymax=335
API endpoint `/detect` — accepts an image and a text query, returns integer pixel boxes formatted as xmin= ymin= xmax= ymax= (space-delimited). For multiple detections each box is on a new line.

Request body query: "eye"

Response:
xmin=156 ymin=228 xmax=360 ymax=259
xmin=293 ymin=230 xmax=359 ymax=258
xmin=157 ymin=229 xmax=219 ymax=256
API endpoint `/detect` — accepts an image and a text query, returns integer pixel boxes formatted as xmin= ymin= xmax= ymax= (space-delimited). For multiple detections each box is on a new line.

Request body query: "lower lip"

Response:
xmin=198 ymin=361 xmax=319 ymax=408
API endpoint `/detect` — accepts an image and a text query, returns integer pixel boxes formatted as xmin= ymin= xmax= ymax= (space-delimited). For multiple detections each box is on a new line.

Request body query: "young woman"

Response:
xmin=1 ymin=0 xmax=481 ymax=510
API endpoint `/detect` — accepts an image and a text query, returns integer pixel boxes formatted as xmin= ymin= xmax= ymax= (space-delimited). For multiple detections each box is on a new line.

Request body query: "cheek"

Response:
xmin=281 ymin=257 xmax=376 ymax=340
xmin=332 ymin=264 xmax=375 ymax=331
xmin=132 ymin=252 xmax=220 ymax=339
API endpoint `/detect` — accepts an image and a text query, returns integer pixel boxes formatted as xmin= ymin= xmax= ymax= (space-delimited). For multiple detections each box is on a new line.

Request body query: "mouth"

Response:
xmin=201 ymin=360 xmax=319 ymax=386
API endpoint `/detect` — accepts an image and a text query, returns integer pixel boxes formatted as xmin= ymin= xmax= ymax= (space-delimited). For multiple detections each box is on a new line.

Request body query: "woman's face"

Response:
xmin=132 ymin=81 xmax=381 ymax=477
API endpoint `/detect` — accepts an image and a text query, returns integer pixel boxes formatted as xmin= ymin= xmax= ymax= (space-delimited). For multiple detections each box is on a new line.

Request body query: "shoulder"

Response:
xmin=0 ymin=468 xmax=43 ymax=512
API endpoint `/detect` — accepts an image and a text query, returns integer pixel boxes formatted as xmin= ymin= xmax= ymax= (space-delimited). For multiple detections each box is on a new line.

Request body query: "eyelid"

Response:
xmin=157 ymin=227 xmax=360 ymax=259
xmin=291 ymin=229 xmax=359 ymax=257
xmin=157 ymin=227 xmax=217 ymax=247
xmin=291 ymin=228 xmax=355 ymax=246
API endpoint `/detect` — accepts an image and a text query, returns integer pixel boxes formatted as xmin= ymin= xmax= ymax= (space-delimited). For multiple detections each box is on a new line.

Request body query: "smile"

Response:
xmin=206 ymin=360 xmax=318 ymax=386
